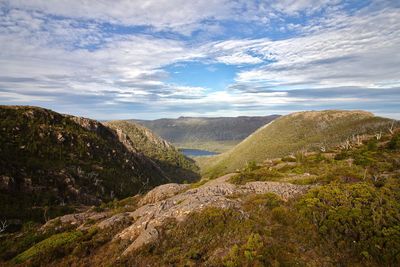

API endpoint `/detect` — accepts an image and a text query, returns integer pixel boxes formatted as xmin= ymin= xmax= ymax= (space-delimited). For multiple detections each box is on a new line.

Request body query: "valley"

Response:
xmin=133 ymin=115 xmax=280 ymax=153
xmin=1 ymin=1 xmax=399 ymax=266
xmin=0 ymin=106 xmax=399 ymax=266
xmin=179 ymin=148 xmax=219 ymax=157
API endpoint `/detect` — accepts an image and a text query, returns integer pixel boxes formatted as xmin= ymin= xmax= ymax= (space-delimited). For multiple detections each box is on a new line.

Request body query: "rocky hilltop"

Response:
xmin=0 ymin=106 xmax=196 ymax=223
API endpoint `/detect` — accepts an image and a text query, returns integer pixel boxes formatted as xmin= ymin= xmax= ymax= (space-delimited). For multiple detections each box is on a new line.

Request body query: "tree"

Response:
xmin=0 ymin=219 xmax=8 ymax=234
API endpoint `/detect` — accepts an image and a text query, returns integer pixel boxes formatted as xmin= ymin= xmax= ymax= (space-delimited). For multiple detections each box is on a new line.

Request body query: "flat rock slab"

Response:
xmin=108 ymin=173 xmax=312 ymax=255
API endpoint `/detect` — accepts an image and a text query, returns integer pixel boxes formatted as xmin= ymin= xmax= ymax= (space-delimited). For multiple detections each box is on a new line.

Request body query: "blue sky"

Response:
xmin=0 ymin=0 xmax=399 ymax=119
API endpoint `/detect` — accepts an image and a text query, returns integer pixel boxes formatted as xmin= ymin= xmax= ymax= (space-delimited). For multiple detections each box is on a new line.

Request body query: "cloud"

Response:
xmin=206 ymin=6 xmax=400 ymax=90
xmin=2 ymin=0 xmax=242 ymax=35
xmin=0 ymin=1 xmax=399 ymax=119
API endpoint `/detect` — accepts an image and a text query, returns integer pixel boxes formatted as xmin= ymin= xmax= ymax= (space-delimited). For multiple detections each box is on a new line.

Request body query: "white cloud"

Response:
xmin=205 ymin=6 xmax=400 ymax=89
xmin=0 ymin=1 xmax=399 ymax=119
xmin=2 ymin=0 xmax=240 ymax=34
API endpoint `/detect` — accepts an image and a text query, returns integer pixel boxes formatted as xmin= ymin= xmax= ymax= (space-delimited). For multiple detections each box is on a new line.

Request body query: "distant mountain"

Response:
xmin=133 ymin=115 xmax=280 ymax=152
xmin=0 ymin=106 xmax=195 ymax=222
xmin=105 ymin=120 xmax=199 ymax=182
xmin=201 ymin=110 xmax=395 ymax=177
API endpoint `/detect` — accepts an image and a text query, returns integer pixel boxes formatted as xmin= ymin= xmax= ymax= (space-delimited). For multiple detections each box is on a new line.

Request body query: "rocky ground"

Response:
xmin=42 ymin=172 xmax=312 ymax=256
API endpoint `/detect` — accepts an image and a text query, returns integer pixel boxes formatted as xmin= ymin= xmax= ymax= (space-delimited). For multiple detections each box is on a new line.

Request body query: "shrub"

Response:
xmin=299 ymin=181 xmax=400 ymax=264
xmin=388 ymin=133 xmax=400 ymax=150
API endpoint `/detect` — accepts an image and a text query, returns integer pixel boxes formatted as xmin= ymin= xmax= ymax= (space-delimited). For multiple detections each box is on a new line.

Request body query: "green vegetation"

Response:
xmin=229 ymin=161 xmax=283 ymax=184
xmin=0 ymin=110 xmax=399 ymax=266
xmin=134 ymin=115 xmax=279 ymax=152
xmin=13 ymin=231 xmax=83 ymax=264
xmin=105 ymin=120 xmax=199 ymax=182
xmin=202 ymin=110 xmax=393 ymax=177
xmin=0 ymin=106 xmax=172 ymax=222
xmin=299 ymin=180 xmax=400 ymax=264
xmin=121 ymin=130 xmax=400 ymax=266
xmin=176 ymin=140 xmax=241 ymax=153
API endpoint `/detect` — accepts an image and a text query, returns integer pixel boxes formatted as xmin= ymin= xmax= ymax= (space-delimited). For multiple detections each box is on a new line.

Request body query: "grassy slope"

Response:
xmin=134 ymin=115 xmax=280 ymax=152
xmin=201 ymin=110 xmax=393 ymax=177
xmin=175 ymin=140 xmax=240 ymax=153
xmin=0 ymin=106 xmax=170 ymax=222
xmin=3 ymin=128 xmax=399 ymax=266
xmin=105 ymin=120 xmax=199 ymax=182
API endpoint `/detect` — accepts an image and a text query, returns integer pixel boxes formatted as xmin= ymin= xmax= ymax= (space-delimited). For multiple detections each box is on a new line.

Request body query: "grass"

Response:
xmin=13 ymin=231 xmax=83 ymax=264
xmin=175 ymin=140 xmax=240 ymax=153
xmin=202 ymin=110 xmax=393 ymax=177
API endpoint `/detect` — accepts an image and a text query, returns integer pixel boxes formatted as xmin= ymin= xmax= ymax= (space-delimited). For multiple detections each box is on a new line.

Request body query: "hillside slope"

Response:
xmin=201 ymin=110 xmax=394 ymax=177
xmin=0 ymin=106 xmax=178 ymax=222
xmin=133 ymin=115 xmax=280 ymax=152
xmin=105 ymin=120 xmax=199 ymax=182
xmin=2 ymin=128 xmax=399 ymax=266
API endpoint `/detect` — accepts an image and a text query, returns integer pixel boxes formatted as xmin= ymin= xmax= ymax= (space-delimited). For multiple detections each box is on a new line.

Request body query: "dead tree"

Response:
xmin=356 ymin=135 xmax=363 ymax=146
xmin=340 ymin=139 xmax=351 ymax=150
xmin=0 ymin=220 xmax=8 ymax=234
xmin=388 ymin=120 xmax=395 ymax=135
xmin=375 ymin=131 xmax=382 ymax=140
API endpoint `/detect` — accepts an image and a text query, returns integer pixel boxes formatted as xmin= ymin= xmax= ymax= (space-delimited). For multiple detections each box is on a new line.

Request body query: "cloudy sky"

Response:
xmin=0 ymin=0 xmax=399 ymax=119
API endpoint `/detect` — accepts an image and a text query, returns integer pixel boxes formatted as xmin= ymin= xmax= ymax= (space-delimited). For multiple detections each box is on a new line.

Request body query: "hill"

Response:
xmin=2 ymin=126 xmax=399 ymax=266
xmin=133 ymin=115 xmax=280 ymax=152
xmin=104 ymin=120 xmax=199 ymax=182
xmin=200 ymin=110 xmax=395 ymax=177
xmin=0 ymin=106 xmax=194 ymax=223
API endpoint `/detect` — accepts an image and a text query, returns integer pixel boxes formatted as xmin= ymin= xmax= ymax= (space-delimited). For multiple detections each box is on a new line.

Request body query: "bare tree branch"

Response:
xmin=0 ymin=220 xmax=8 ymax=234
xmin=388 ymin=120 xmax=395 ymax=135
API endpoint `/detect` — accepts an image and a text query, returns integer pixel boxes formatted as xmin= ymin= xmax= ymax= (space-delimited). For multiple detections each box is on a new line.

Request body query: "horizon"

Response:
xmin=0 ymin=1 xmax=400 ymax=120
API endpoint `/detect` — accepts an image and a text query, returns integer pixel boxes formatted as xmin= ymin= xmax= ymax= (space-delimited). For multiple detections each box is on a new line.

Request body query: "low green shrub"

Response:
xmin=299 ymin=180 xmax=400 ymax=264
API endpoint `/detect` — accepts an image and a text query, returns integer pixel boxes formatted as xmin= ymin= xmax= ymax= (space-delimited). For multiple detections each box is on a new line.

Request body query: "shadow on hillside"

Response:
xmin=151 ymin=157 xmax=201 ymax=184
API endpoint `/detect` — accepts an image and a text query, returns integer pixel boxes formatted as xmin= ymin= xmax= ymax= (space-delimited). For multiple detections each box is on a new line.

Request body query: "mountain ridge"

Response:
xmin=0 ymin=106 xmax=196 ymax=223
xmin=132 ymin=115 xmax=280 ymax=152
xmin=200 ymin=110 xmax=395 ymax=177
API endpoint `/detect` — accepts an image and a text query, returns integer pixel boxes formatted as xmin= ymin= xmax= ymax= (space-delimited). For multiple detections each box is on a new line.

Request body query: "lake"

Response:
xmin=180 ymin=148 xmax=219 ymax=157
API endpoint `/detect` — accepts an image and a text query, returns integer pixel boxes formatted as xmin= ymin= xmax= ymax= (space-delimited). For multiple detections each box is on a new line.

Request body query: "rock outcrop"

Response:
xmin=43 ymin=173 xmax=312 ymax=256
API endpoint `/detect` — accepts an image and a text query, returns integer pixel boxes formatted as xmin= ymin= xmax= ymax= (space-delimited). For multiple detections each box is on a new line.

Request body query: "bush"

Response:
xmin=388 ymin=133 xmax=400 ymax=150
xmin=299 ymin=181 xmax=400 ymax=264
xmin=224 ymin=233 xmax=265 ymax=266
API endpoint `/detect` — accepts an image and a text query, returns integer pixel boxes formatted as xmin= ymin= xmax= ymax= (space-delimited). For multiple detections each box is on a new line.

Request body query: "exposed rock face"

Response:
xmin=40 ymin=173 xmax=312 ymax=256
xmin=138 ymin=183 xmax=189 ymax=206
xmin=114 ymin=174 xmax=311 ymax=255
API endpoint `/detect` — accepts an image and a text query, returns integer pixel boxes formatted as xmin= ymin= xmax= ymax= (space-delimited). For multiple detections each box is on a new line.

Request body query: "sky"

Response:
xmin=0 ymin=0 xmax=399 ymax=120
